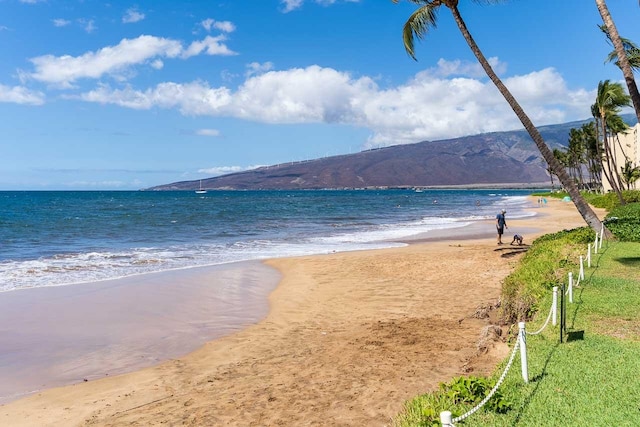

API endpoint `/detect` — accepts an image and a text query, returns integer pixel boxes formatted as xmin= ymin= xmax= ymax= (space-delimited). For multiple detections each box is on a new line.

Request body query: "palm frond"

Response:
xmin=599 ymin=24 xmax=640 ymax=70
xmin=402 ymin=5 xmax=438 ymax=60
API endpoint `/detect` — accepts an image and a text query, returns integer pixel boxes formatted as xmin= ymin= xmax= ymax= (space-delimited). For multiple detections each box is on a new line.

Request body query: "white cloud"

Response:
xmin=213 ymin=21 xmax=235 ymax=33
xmin=201 ymin=19 xmax=235 ymax=33
xmin=281 ymin=0 xmax=360 ymax=12
xmin=76 ymin=81 xmax=234 ymax=115
xmin=52 ymin=19 xmax=71 ymax=27
xmin=78 ymin=19 xmax=96 ymax=33
xmin=281 ymin=0 xmax=304 ymax=13
xmin=220 ymin=69 xmax=238 ymax=82
xmin=123 ymin=8 xmax=145 ymax=24
xmin=74 ymin=64 xmax=594 ymax=148
xmin=0 ymin=84 xmax=45 ymax=105
xmin=196 ymin=128 xmax=221 ymax=137
xmin=233 ymin=66 xmax=374 ymax=123
xmin=245 ymin=62 xmax=274 ymax=77
xmin=182 ymin=35 xmax=236 ymax=58
xmin=426 ymin=57 xmax=507 ymax=79
xmin=26 ymin=35 xmax=235 ymax=87
xmin=150 ymin=59 xmax=164 ymax=70
xmin=201 ymin=18 xmax=215 ymax=31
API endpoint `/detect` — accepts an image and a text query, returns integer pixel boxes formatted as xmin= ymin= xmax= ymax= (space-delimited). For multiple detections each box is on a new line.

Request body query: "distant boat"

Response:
xmin=195 ymin=180 xmax=207 ymax=194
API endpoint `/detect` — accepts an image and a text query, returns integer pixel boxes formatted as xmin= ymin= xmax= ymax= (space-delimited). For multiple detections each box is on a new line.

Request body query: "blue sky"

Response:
xmin=1 ymin=0 xmax=638 ymax=190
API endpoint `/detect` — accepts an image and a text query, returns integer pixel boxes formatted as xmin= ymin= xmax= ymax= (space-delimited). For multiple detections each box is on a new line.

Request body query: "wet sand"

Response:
xmin=0 ymin=198 xmax=605 ymax=426
xmin=0 ymin=262 xmax=280 ymax=404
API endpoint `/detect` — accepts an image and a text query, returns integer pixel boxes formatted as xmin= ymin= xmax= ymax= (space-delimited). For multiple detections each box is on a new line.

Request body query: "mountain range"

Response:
xmin=148 ymin=116 xmax=634 ymax=191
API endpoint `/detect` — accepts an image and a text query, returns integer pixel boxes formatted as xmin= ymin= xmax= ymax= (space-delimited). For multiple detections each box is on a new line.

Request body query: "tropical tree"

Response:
xmin=580 ymin=122 xmax=602 ymax=191
xmin=600 ymin=25 xmax=640 ymax=71
xmin=621 ymin=160 xmax=640 ymax=190
xmin=567 ymin=128 xmax=586 ymax=188
xmin=551 ymin=148 xmax=569 ymax=186
xmin=565 ymin=122 xmax=602 ymax=192
xmin=569 ymin=121 xmax=602 ymax=191
xmin=606 ymin=113 xmax=630 ymax=192
xmin=592 ymin=80 xmax=631 ymax=204
xmin=392 ymin=0 xmax=607 ymax=235
xmin=542 ymin=158 xmax=555 ymax=190
xmin=595 ymin=0 xmax=640 ymax=126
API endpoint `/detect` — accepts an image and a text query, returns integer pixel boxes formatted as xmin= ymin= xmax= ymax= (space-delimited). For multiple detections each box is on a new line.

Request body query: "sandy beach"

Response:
xmin=0 ymin=262 xmax=281 ymax=405
xmin=0 ymin=198 xmax=604 ymax=426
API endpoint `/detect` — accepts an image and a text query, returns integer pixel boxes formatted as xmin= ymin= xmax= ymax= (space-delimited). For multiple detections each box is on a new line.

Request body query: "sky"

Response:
xmin=1 ymin=0 xmax=638 ymax=190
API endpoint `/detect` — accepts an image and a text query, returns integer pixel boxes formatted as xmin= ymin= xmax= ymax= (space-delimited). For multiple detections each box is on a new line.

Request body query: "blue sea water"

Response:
xmin=0 ymin=189 xmax=537 ymax=292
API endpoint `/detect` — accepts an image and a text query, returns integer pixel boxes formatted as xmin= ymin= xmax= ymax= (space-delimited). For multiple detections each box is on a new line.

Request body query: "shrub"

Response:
xmin=605 ymin=202 xmax=640 ymax=242
xmin=501 ymin=227 xmax=593 ymax=324
xmin=583 ymin=190 xmax=640 ymax=210
xmin=440 ymin=376 xmax=511 ymax=414
xmin=394 ymin=376 xmax=512 ymax=427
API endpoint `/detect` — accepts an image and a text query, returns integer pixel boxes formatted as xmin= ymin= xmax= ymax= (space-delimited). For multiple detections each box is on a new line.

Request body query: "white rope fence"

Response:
xmin=440 ymin=323 xmax=525 ymax=427
xmin=438 ymin=224 xmax=607 ymax=426
xmin=566 ymin=226 xmax=606 ymax=302
xmin=526 ymin=290 xmax=556 ymax=335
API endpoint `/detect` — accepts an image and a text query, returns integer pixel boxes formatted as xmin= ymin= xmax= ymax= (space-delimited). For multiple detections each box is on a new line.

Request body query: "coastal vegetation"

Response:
xmin=550 ymin=80 xmax=639 ymax=206
xmin=393 ymin=196 xmax=640 ymax=426
xmin=543 ymin=190 xmax=640 ymax=242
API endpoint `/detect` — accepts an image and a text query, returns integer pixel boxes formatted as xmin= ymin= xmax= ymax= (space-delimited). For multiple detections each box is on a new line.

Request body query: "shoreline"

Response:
xmin=0 ymin=261 xmax=281 ymax=405
xmin=1 ymin=197 xmax=603 ymax=426
xmin=0 ymin=205 xmax=529 ymax=404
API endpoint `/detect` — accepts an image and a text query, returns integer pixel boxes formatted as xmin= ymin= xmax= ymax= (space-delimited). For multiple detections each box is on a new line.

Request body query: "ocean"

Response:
xmin=0 ymin=189 xmax=537 ymax=293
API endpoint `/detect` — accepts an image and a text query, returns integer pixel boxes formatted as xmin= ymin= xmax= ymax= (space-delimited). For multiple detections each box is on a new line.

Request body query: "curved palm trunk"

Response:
xmin=546 ymin=164 xmax=555 ymax=189
xmin=577 ymin=161 xmax=585 ymax=189
xmin=612 ymin=134 xmax=627 ymax=192
xmin=449 ymin=5 xmax=609 ymax=236
xmin=599 ymin=119 xmax=626 ymax=204
xmin=592 ymin=118 xmax=609 ymax=193
xmin=606 ymin=140 xmax=625 ymax=194
xmin=596 ymin=0 xmax=640 ymax=126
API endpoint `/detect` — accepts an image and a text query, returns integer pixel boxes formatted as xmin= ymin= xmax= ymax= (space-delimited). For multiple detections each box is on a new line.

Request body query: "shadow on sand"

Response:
xmin=494 ymin=244 xmax=530 ymax=258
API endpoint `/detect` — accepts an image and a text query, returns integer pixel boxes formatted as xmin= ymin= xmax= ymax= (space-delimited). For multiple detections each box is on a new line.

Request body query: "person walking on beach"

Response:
xmin=496 ymin=209 xmax=507 ymax=245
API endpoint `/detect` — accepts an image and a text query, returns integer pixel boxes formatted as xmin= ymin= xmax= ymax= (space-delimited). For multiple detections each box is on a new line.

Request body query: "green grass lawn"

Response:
xmin=394 ymin=239 xmax=640 ymax=426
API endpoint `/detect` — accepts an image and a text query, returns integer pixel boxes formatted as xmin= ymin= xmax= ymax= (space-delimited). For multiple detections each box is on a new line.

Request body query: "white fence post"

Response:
xmin=440 ymin=410 xmax=453 ymax=427
xmin=579 ymin=256 xmax=584 ymax=281
xmin=568 ymin=272 xmax=573 ymax=304
xmin=519 ymin=322 xmax=529 ymax=383
xmin=599 ymin=224 xmax=604 ymax=250
xmin=595 ymin=232 xmax=599 ymax=254
xmin=552 ymin=286 xmax=558 ymax=326
xmin=587 ymin=243 xmax=591 ymax=268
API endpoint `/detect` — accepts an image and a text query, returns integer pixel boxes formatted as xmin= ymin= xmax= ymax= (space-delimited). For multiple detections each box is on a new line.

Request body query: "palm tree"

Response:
xmin=621 ymin=160 xmax=640 ymax=190
xmin=580 ymin=122 xmax=601 ymax=191
xmin=542 ymin=158 xmax=555 ymax=190
xmin=606 ymin=114 xmax=630 ymax=192
xmin=592 ymin=80 xmax=630 ymax=204
xmin=600 ymin=26 xmax=640 ymax=71
xmin=567 ymin=128 xmax=586 ymax=188
xmin=393 ymin=0 xmax=607 ymax=235
xmin=552 ymin=148 xmax=569 ymax=186
xmin=595 ymin=0 xmax=640 ymax=126
xmin=566 ymin=123 xmax=601 ymax=192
